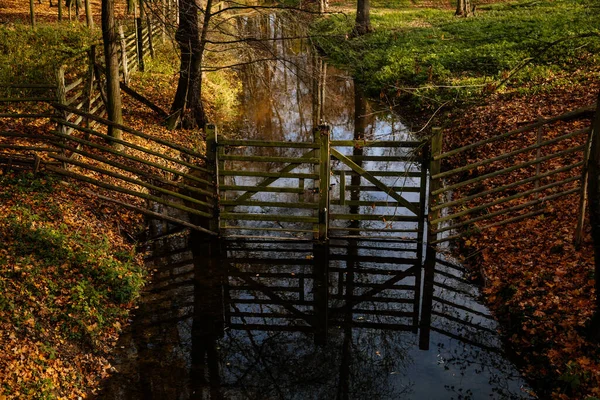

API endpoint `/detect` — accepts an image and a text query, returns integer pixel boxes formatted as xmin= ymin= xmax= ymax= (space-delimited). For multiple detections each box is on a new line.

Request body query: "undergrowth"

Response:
xmin=311 ymin=0 xmax=600 ymax=108
xmin=0 ymin=172 xmax=145 ymax=399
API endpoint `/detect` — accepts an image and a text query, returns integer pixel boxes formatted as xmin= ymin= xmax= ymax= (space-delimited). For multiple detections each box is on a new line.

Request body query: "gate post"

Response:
xmin=428 ymin=127 xmax=443 ymax=245
xmin=206 ymin=124 xmax=220 ymax=235
xmin=317 ymin=124 xmax=331 ymax=242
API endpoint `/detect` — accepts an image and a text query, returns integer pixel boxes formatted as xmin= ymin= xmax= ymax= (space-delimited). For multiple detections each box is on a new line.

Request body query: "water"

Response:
xmin=98 ymin=11 xmax=533 ymax=400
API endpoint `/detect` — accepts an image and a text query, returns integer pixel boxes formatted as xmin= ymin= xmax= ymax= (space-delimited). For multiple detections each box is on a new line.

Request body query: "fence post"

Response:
xmin=147 ymin=16 xmax=155 ymax=59
xmin=317 ymin=124 xmax=331 ymax=242
xmin=55 ymin=65 xmax=68 ymax=168
xmin=118 ymin=25 xmax=130 ymax=85
xmin=535 ymin=116 xmax=543 ymax=193
xmin=427 ymin=127 xmax=443 ymax=245
xmin=575 ymin=129 xmax=593 ymax=248
xmin=135 ymin=17 xmax=145 ymax=72
xmin=206 ymin=124 xmax=220 ymax=235
xmin=417 ymin=141 xmax=429 ymax=261
xmin=84 ymin=45 xmax=96 ymax=132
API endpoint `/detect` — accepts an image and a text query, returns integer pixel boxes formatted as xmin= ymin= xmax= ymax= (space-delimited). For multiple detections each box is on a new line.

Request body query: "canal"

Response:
xmin=99 ymin=11 xmax=533 ymax=400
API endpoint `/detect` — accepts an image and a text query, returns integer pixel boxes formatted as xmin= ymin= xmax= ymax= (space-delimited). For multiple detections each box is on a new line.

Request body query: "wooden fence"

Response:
xmin=428 ymin=106 xmax=595 ymax=245
xmin=50 ymin=104 xmax=217 ymax=235
xmin=213 ymin=125 xmax=427 ymax=242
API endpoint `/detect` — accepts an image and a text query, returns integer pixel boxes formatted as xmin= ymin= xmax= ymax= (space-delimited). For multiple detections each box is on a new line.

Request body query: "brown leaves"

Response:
xmin=443 ymin=81 xmax=600 ymax=399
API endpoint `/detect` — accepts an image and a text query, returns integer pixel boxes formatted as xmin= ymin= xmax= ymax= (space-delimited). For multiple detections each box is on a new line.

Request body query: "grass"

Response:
xmin=0 ymin=22 xmax=98 ymax=85
xmin=311 ymin=0 xmax=600 ymax=107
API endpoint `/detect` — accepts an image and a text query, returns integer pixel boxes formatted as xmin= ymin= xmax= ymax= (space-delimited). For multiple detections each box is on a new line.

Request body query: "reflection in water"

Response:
xmin=100 ymin=11 xmax=532 ymax=400
xmin=100 ymin=236 xmax=531 ymax=399
xmin=219 ymin=11 xmax=426 ymax=241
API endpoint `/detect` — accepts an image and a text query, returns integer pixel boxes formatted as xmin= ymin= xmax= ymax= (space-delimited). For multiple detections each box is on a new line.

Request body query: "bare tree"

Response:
xmin=170 ymin=0 xmax=212 ymax=128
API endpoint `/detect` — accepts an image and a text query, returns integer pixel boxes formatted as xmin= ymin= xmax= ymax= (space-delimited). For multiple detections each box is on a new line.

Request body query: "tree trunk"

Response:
xmin=588 ymin=92 xmax=600 ymax=336
xmin=84 ymin=0 xmax=93 ymax=28
xmin=29 ymin=0 xmax=35 ymax=28
xmin=354 ymin=0 xmax=372 ymax=36
xmin=101 ymin=0 xmax=124 ymax=149
xmin=171 ymin=0 xmax=210 ymax=129
xmin=455 ymin=0 xmax=474 ymax=17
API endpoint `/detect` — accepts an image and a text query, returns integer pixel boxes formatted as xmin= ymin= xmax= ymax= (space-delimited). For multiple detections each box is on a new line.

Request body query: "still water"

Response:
xmin=99 ymin=12 xmax=533 ymax=400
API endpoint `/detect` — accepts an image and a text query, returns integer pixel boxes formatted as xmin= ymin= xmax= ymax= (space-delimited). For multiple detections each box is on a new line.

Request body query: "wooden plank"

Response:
xmin=432 ymin=161 xmax=583 ymax=212
xmin=220 ymin=185 xmax=304 ymax=194
xmin=220 ymin=213 xmax=318 ymax=223
xmin=220 ymin=154 xmax=319 ymax=163
xmin=432 ymin=144 xmax=585 ymax=196
xmin=220 ymin=170 xmax=319 ymax=179
xmin=53 ymin=141 xmax=213 ymax=198
xmin=330 ymin=140 xmax=423 ymax=148
xmin=331 ymin=148 xmax=419 ymax=215
xmin=0 ymin=97 xmax=55 ymax=102
xmin=435 ymin=105 xmax=596 ymax=161
xmin=50 ymin=130 xmax=215 ymax=190
xmin=219 ymin=200 xmax=318 ymax=209
xmin=51 ymin=154 xmax=214 ymax=210
xmin=318 ymin=125 xmax=330 ymax=241
xmin=224 ymin=149 xmax=317 ymax=207
xmin=333 ymin=170 xmax=422 ymax=178
xmin=0 ymin=113 xmax=54 ymax=118
xmin=0 ymin=84 xmax=55 ymax=89
xmin=88 ymin=191 xmax=217 ymax=236
xmin=339 ymin=170 xmax=345 ymax=206
xmin=345 ymin=185 xmax=422 ymax=193
xmin=432 ymin=175 xmax=581 ymax=224
xmin=65 ymin=78 xmax=84 ymax=93
xmin=432 ymin=127 xmax=589 ymax=180
xmin=218 ymin=139 xmax=319 ymax=148
xmin=330 ymin=214 xmax=420 ymax=221
xmin=0 ymin=145 xmax=59 ymax=152
xmin=51 ymin=103 xmax=208 ymax=160
xmin=328 ymin=227 xmax=418 ymax=233
xmin=433 ymin=187 xmax=580 ymax=234
xmin=330 ymin=200 xmax=420 ymax=207
xmin=46 ymin=166 xmax=214 ymax=218
xmin=341 ymin=155 xmax=417 ymax=162
xmin=222 ymin=226 xmax=316 ymax=234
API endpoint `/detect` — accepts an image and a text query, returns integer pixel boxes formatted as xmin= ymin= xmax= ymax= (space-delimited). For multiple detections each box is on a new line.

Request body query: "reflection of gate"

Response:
xmin=212 ymin=125 xmax=428 ymax=241
xmin=222 ymin=238 xmax=501 ymax=352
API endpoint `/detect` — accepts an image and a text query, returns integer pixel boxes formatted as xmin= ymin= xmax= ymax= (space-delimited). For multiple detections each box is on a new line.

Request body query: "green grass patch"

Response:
xmin=0 ymin=23 xmax=98 ymax=86
xmin=312 ymin=0 xmax=600 ymax=106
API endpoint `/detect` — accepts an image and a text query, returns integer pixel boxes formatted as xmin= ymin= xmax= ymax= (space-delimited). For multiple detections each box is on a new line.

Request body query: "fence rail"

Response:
xmin=428 ymin=106 xmax=594 ymax=245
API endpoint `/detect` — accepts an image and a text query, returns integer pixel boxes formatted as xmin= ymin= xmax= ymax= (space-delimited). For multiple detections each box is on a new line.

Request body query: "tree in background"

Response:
xmin=354 ymin=0 xmax=371 ymax=36
xmin=171 ymin=0 xmax=213 ymax=128
xmin=101 ymin=0 xmax=124 ymax=148
xmin=455 ymin=0 xmax=475 ymax=17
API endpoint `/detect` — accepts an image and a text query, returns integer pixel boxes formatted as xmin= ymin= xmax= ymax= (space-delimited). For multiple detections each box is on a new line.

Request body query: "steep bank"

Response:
xmin=311 ymin=0 xmax=600 ymax=398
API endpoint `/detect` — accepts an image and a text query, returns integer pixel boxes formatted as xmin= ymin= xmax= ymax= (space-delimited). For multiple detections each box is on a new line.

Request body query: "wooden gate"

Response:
xmin=212 ymin=125 xmax=428 ymax=242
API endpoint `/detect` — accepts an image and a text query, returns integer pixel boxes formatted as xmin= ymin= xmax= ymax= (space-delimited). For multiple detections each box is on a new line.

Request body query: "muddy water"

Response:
xmin=99 ymin=12 xmax=533 ymax=400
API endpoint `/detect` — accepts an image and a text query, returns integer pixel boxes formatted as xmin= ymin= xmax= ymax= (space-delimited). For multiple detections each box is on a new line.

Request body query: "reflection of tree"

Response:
xmin=100 ymin=233 xmax=532 ymax=399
